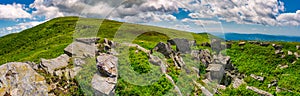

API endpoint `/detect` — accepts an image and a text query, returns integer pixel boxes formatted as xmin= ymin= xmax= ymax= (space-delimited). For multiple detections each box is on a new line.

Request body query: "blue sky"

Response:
xmin=0 ymin=0 xmax=299 ymax=37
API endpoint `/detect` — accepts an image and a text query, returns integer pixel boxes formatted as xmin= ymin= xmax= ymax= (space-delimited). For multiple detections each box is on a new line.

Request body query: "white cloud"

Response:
xmin=277 ymin=10 xmax=300 ymax=26
xmin=0 ymin=21 xmax=45 ymax=36
xmin=182 ymin=18 xmax=221 ymax=26
xmin=0 ymin=3 xmax=32 ymax=19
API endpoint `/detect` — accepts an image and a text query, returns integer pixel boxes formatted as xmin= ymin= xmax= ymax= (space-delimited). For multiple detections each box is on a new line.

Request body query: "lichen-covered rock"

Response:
xmin=40 ymin=54 xmax=70 ymax=75
xmin=96 ymin=54 xmax=118 ymax=77
xmin=250 ymin=74 xmax=264 ymax=81
xmin=206 ymin=64 xmax=225 ymax=83
xmin=0 ymin=62 xmax=49 ymax=96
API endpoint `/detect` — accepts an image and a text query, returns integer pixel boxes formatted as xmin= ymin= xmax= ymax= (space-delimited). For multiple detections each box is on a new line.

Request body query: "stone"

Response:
xmin=211 ymin=39 xmax=224 ymax=53
xmin=294 ymin=52 xmax=300 ymax=58
xmin=75 ymin=37 xmax=100 ymax=45
xmin=238 ymin=41 xmax=246 ymax=46
xmin=232 ymin=78 xmax=245 ymax=88
xmin=206 ymin=64 xmax=225 ymax=83
xmin=199 ymin=49 xmax=212 ymax=67
xmin=74 ymin=58 xmax=86 ymax=66
xmin=288 ymin=51 xmax=293 ymax=55
xmin=260 ymin=42 xmax=270 ymax=47
xmin=40 ymin=54 xmax=70 ymax=75
xmin=191 ymin=50 xmax=200 ymax=60
xmin=0 ymin=62 xmax=49 ymax=96
xmin=172 ymin=53 xmax=186 ymax=68
xmin=70 ymin=67 xmax=82 ymax=79
xmin=275 ymin=50 xmax=283 ymax=54
xmin=246 ymin=86 xmax=273 ymax=96
xmin=167 ymin=38 xmax=191 ymax=53
xmin=149 ymin=55 xmax=166 ymax=74
xmin=96 ymin=54 xmax=118 ymax=77
xmin=55 ymin=70 xmax=63 ymax=78
xmin=92 ymin=72 xmax=117 ymax=96
xmin=215 ymin=53 xmax=233 ymax=70
xmin=272 ymin=44 xmax=283 ymax=50
xmin=278 ymin=64 xmax=288 ymax=69
xmin=64 ymin=41 xmax=98 ymax=57
xmin=297 ymin=45 xmax=300 ymax=50
xmin=153 ymin=42 xmax=173 ymax=58
xmin=250 ymin=74 xmax=264 ymax=81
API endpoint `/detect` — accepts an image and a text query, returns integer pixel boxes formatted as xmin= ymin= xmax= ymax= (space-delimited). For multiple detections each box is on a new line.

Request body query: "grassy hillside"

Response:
xmin=0 ymin=16 xmax=209 ymax=65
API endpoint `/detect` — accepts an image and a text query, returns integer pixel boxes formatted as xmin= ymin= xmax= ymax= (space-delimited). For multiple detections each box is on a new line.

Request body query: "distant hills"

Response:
xmin=211 ymin=32 xmax=300 ymax=42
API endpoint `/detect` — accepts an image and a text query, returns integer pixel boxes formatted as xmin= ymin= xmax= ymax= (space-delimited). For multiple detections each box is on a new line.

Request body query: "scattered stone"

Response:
xmin=0 ymin=62 xmax=49 ymax=96
xmin=199 ymin=49 xmax=212 ymax=67
xmin=172 ymin=53 xmax=186 ymax=68
xmin=268 ymin=80 xmax=278 ymax=88
xmin=232 ymin=78 xmax=245 ymax=88
xmin=246 ymin=86 xmax=273 ymax=96
xmin=206 ymin=64 xmax=225 ymax=83
xmin=275 ymin=50 xmax=283 ymax=54
xmin=167 ymin=38 xmax=191 ymax=53
xmin=296 ymin=45 xmax=300 ymax=50
xmin=191 ymin=50 xmax=200 ymax=60
xmin=215 ymin=53 xmax=233 ymax=70
xmin=294 ymin=52 xmax=300 ymax=58
xmin=260 ymin=42 xmax=270 ymax=47
xmin=96 ymin=54 xmax=118 ymax=77
xmin=288 ymin=51 xmax=293 ymax=55
xmin=250 ymin=74 xmax=264 ymax=81
xmin=272 ymin=44 xmax=283 ymax=50
xmin=238 ymin=41 xmax=246 ymax=46
xmin=278 ymin=64 xmax=288 ymax=69
xmin=149 ymin=55 xmax=166 ymax=74
xmin=153 ymin=42 xmax=173 ymax=58
xmin=40 ymin=54 xmax=70 ymax=75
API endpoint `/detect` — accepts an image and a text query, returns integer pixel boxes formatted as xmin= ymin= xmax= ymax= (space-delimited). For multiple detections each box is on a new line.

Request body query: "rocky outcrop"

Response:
xmin=198 ymin=49 xmax=212 ymax=67
xmin=168 ymin=38 xmax=191 ymax=54
xmin=205 ymin=64 xmax=225 ymax=83
xmin=93 ymin=54 xmax=118 ymax=95
xmin=153 ymin=42 xmax=173 ymax=58
xmin=250 ymin=74 xmax=264 ymax=81
xmin=0 ymin=62 xmax=49 ymax=96
xmin=172 ymin=53 xmax=186 ymax=68
xmin=75 ymin=37 xmax=100 ymax=45
xmin=211 ymin=39 xmax=225 ymax=53
xmin=232 ymin=78 xmax=245 ymax=88
xmin=64 ymin=40 xmax=98 ymax=57
xmin=40 ymin=54 xmax=70 ymax=75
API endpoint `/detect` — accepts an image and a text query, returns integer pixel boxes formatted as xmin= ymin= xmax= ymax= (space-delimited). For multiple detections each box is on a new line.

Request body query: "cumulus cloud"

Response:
xmin=277 ymin=10 xmax=300 ymax=26
xmin=0 ymin=21 xmax=45 ymax=36
xmin=0 ymin=3 xmax=32 ymax=19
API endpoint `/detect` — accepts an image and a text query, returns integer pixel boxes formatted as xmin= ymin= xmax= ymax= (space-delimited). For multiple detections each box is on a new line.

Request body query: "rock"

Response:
xmin=153 ymin=42 xmax=173 ymax=58
xmin=25 ymin=61 xmax=39 ymax=70
xmin=96 ymin=54 xmax=118 ymax=77
xmin=40 ymin=54 xmax=70 ymax=75
xmin=275 ymin=50 xmax=283 ymax=54
xmin=199 ymin=49 xmax=212 ymax=67
xmin=296 ymin=45 xmax=300 ymax=50
xmin=250 ymin=74 xmax=264 ymax=81
xmin=149 ymin=55 xmax=166 ymax=74
xmin=272 ymin=44 xmax=283 ymax=50
xmin=232 ymin=78 xmax=245 ymax=88
xmin=288 ymin=51 xmax=293 ymax=55
xmin=75 ymin=37 xmax=100 ymax=45
xmin=246 ymin=86 xmax=273 ymax=96
xmin=268 ymin=80 xmax=278 ymax=88
xmin=64 ymin=69 xmax=70 ymax=80
xmin=167 ymin=38 xmax=191 ymax=53
xmin=0 ymin=62 xmax=49 ymax=96
xmin=278 ymin=64 xmax=288 ymax=69
xmin=206 ymin=64 xmax=225 ymax=83
xmin=55 ymin=70 xmax=63 ymax=78
xmin=191 ymin=50 xmax=200 ymax=60
xmin=92 ymin=72 xmax=117 ymax=96
xmin=294 ymin=52 xmax=300 ymax=58
xmin=70 ymin=67 xmax=81 ymax=79
xmin=189 ymin=40 xmax=197 ymax=46
xmin=172 ymin=53 xmax=186 ymax=68
xmin=201 ymin=42 xmax=211 ymax=47
xmin=260 ymin=42 xmax=270 ymax=47
xmin=74 ymin=58 xmax=86 ymax=66
xmin=238 ymin=41 xmax=246 ymax=46
xmin=215 ymin=53 xmax=233 ymax=70
xmin=211 ymin=39 xmax=224 ymax=53
xmin=64 ymin=41 xmax=98 ymax=57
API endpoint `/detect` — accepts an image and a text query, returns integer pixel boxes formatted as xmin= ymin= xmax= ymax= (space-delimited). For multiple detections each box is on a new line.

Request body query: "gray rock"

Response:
xmin=191 ymin=50 xmax=200 ymax=60
xmin=250 ymin=74 xmax=264 ymax=81
xmin=92 ymin=72 xmax=117 ymax=96
xmin=232 ymin=78 xmax=245 ymax=88
xmin=64 ymin=41 xmax=98 ymax=57
xmin=40 ymin=54 xmax=70 ymax=75
xmin=75 ymin=37 xmax=100 ymax=45
xmin=238 ymin=41 xmax=246 ymax=46
xmin=199 ymin=49 xmax=212 ymax=67
xmin=272 ymin=44 xmax=283 ymax=50
xmin=206 ymin=64 xmax=225 ymax=83
xmin=168 ymin=38 xmax=191 ymax=54
xmin=96 ymin=54 xmax=118 ymax=77
xmin=275 ymin=50 xmax=283 ymax=54
xmin=153 ymin=42 xmax=173 ymax=58
xmin=246 ymin=86 xmax=273 ymax=96
xmin=297 ymin=45 xmax=300 ymax=50
xmin=0 ymin=62 xmax=49 ymax=96
xmin=74 ymin=58 xmax=86 ymax=66
xmin=172 ymin=53 xmax=186 ymax=68
xmin=211 ymin=39 xmax=224 ymax=53
xmin=288 ymin=51 xmax=293 ymax=55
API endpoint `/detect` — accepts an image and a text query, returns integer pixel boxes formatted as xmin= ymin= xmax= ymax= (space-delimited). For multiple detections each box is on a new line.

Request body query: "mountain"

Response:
xmin=211 ymin=32 xmax=300 ymax=42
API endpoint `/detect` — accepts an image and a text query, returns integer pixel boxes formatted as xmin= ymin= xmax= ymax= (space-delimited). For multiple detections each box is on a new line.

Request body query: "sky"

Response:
xmin=0 ymin=0 xmax=299 ymax=37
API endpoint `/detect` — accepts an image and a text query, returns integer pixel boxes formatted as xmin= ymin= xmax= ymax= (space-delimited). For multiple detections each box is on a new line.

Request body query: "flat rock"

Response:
xmin=96 ymin=54 xmax=118 ymax=77
xmin=232 ymin=78 xmax=245 ymax=88
xmin=64 ymin=41 xmax=98 ymax=57
xmin=92 ymin=72 xmax=117 ymax=96
xmin=0 ymin=62 xmax=49 ymax=96
xmin=168 ymin=38 xmax=191 ymax=53
xmin=246 ymin=86 xmax=273 ymax=96
xmin=40 ymin=54 xmax=70 ymax=75
xmin=206 ymin=64 xmax=225 ymax=83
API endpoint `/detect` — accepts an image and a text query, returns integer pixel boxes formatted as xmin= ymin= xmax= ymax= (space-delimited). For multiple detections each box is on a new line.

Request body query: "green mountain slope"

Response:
xmin=0 ymin=16 xmax=209 ymax=65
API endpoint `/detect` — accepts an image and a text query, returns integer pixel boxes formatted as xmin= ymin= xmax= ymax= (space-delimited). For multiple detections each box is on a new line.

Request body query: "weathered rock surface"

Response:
xmin=172 ymin=53 xmax=186 ymax=68
xmin=40 ymin=54 xmax=70 ymax=75
xmin=232 ymin=78 xmax=245 ymax=88
xmin=246 ymin=86 xmax=273 ymax=96
xmin=96 ymin=54 xmax=118 ymax=77
xmin=64 ymin=41 xmax=98 ymax=57
xmin=206 ymin=64 xmax=225 ymax=83
xmin=0 ymin=62 xmax=49 ymax=96
xmin=153 ymin=42 xmax=173 ymax=58
xmin=250 ymin=74 xmax=264 ymax=81
xmin=211 ymin=39 xmax=225 ymax=53
xmin=168 ymin=38 xmax=191 ymax=53
xmin=93 ymin=54 xmax=118 ymax=95
xmin=199 ymin=49 xmax=212 ymax=67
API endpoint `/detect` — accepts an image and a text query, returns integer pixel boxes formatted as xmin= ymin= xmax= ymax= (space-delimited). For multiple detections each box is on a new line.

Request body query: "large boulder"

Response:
xmin=96 ymin=54 xmax=118 ymax=77
xmin=40 ymin=54 xmax=70 ymax=75
xmin=206 ymin=64 xmax=225 ymax=83
xmin=211 ymin=39 xmax=225 ymax=53
xmin=0 ymin=62 xmax=49 ymax=96
xmin=167 ymin=38 xmax=191 ymax=54
xmin=153 ymin=42 xmax=173 ymax=58
xmin=64 ymin=41 xmax=98 ymax=57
